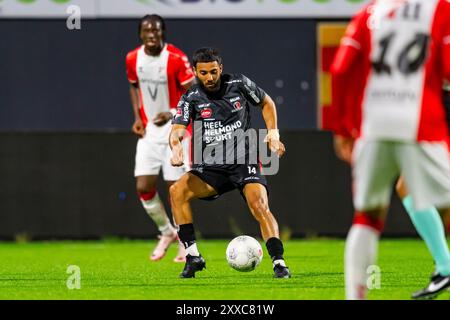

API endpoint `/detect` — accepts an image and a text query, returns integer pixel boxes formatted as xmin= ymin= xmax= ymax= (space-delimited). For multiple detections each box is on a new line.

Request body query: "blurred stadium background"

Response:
xmin=0 ymin=0 xmax=417 ymax=241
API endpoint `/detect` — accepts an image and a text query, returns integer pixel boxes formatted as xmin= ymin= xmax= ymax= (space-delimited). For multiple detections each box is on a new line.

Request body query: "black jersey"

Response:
xmin=173 ymin=74 xmax=266 ymax=167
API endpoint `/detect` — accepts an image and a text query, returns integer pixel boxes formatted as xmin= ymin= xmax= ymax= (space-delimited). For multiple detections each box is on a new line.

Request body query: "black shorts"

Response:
xmin=189 ymin=163 xmax=267 ymax=201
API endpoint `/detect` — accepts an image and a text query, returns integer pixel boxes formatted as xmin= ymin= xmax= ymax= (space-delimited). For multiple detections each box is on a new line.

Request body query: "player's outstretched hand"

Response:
xmin=264 ymin=129 xmax=286 ymax=158
xmin=171 ymin=144 xmax=184 ymax=167
xmin=333 ymin=135 xmax=354 ymax=164
xmin=153 ymin=112 xmax=173 ymax=127
xmin=132 ymin=119 xmax=145 ymax=138
xmin=268 ymin=139 xmax=286 ymax=158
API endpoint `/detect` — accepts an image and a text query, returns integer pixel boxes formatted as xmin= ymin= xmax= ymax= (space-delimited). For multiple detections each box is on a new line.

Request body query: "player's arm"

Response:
xmin=178 ymin=53 xmax=196 ymax=91
xmin=169 ymin=124 xmax=187 ymax=167
xmin=330 ymin=7 xmax=369 ymax=164
xmin=126 ymin=51 xmax=145 ymax=137
xmin=153 ymin=111 xmax=174 ymax=127
xmin=170 ymin=94 xmax=192 ymax=166
xmin=260 ymin=94 xmax=285 ymax=158
xmin=239 ymin=74 xmax=285 ymax=158
xmin=443 ymin=31 xmax=450 ymax=82
xmin=129 ymin=83 xmax=145 ymax=137
xmin=445 ymin=44 xmax=450 ymax=82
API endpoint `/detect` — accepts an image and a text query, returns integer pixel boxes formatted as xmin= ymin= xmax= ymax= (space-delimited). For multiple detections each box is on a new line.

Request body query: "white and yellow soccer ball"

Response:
xmin=226 ymin=235 xmax=263 ymax=272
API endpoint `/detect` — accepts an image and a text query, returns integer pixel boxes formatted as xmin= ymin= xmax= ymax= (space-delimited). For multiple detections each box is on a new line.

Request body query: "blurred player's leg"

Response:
xmin=411 ymin=204 xmax=450 ymax=299
xmin=345 ymin=210 xmax=385 ymax=300
xmin=396 ymin=178 xmax=450 ymax=278
xmin=398 ymin=142 xmax=450 ymax=299
xmin=137 ymin=175 xmax=177 ymax=261
xmin=135 ymin=139 xmax=180 ymax=261
xmin=242 ymin=183 xmax=291 ymax=278
xmin=346 ymin=140 xmax=398 ymax=300
xmin=170 ymin=173 xmax=217 ymax=278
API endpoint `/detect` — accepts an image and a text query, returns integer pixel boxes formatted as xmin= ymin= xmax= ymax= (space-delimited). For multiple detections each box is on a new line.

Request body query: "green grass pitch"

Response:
xmin=0 ymin=239 xmax=448 ymax=300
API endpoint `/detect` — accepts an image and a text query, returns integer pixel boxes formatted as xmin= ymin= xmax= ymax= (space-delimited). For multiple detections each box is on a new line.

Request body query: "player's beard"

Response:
xmin=199 ymin=77 xmax=221 ymax=93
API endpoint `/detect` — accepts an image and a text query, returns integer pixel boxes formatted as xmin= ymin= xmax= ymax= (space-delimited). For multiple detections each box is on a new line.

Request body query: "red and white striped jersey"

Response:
xmin=331 ymin=0 xmax=450 ymax=142
xmin=126 ymin=43 xmax=195 ymax=142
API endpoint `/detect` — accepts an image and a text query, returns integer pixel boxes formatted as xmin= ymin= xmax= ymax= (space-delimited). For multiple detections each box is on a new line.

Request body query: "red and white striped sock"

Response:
xmin=345 ymin=212 xmax=383 ymax=300
xmin=139 ymin=189 xmax=175 ymax=236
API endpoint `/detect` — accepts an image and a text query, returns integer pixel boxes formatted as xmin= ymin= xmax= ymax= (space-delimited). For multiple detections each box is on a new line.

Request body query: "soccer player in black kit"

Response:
xmin=169 ymin=47 xmax=291 ymax=279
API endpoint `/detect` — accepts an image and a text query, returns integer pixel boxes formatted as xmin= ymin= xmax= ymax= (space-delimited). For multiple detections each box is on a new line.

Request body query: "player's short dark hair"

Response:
xmin=139 ymin=14 xmax=166 ymax=36
xmin=192 ymin=47 xmax=223 ymax=67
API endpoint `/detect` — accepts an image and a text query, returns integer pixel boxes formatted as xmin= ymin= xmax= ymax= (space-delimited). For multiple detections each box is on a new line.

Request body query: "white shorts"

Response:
xmin=134 ymin=135 xmax=190 ymax=181
xmin=352 ymin=139 xmax=450 ymax=211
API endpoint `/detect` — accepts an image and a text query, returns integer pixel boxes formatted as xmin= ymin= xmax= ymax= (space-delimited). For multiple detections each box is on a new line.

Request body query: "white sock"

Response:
xmin=186 ymin=243 xmax=200 ymax=257
xmin=345 ymin=225 xmax=379 ymax=300
xmin=141 ymin=193 xmax=175 ymax=236
xmin=159 ymin=223 xmax=175 ymax=237
xmin=273 ymin=259 xmax=286 ymax=267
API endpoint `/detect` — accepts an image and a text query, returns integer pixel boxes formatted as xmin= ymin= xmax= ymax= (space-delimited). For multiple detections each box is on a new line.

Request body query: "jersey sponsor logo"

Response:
xmin=230 ymin=97 xmax=241 ymax=103
xmin=147 ymin=84 xmax=158 ymax=101
xmin=244 ymin=85 xmax=261 ymax=104
xmin=369 ymin=88 xmax=418 ymax=103
xmin=198 ymin=103 xmax=212 ymax=109
xmin=176 ymin=108 xmax=182 ymax=118
xmin=233 ymin=101 xmax=243 ymax=111
xmin=201 ymin=108 xmax=213 ymax=119
xmin=183 ymin=102 xmax=190 ymax=121
xmin=202 ymin=120 xmax=243 ymax=143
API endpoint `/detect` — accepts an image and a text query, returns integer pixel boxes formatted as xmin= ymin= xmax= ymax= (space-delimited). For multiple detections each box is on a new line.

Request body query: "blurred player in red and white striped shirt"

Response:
xmin=331 ymin=0 xmax=450 ymax=299
xmin=125 ymin=15 xmax=195 ymax=263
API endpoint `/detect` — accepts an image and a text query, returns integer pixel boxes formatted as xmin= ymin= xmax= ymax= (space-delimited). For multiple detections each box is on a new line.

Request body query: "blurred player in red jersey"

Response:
xmin=331 ymin=0 xmax=450 ymax=299
xmin=125 ymin=15 xmax=195 ymax=262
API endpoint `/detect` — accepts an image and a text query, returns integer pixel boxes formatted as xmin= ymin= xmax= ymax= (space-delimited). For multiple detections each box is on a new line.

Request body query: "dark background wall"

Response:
xmin=0 ymin=19 xmax=317 ymax=131
xmin=0 ymin=131 xmax=415 ymax=240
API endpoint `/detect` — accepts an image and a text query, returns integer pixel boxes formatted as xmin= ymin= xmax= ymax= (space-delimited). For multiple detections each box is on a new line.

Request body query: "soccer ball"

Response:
xmin=226 ymin=235 xmax=263 ymax=272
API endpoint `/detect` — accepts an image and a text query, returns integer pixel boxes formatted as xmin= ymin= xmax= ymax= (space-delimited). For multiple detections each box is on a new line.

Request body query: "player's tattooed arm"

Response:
xmin=261 ymin=94 xmax=286 ymax=158
xmin=129 ymin=84 xmax=145 ymax=138
xmin=169 ymin=124 xmax=187 ymax=167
